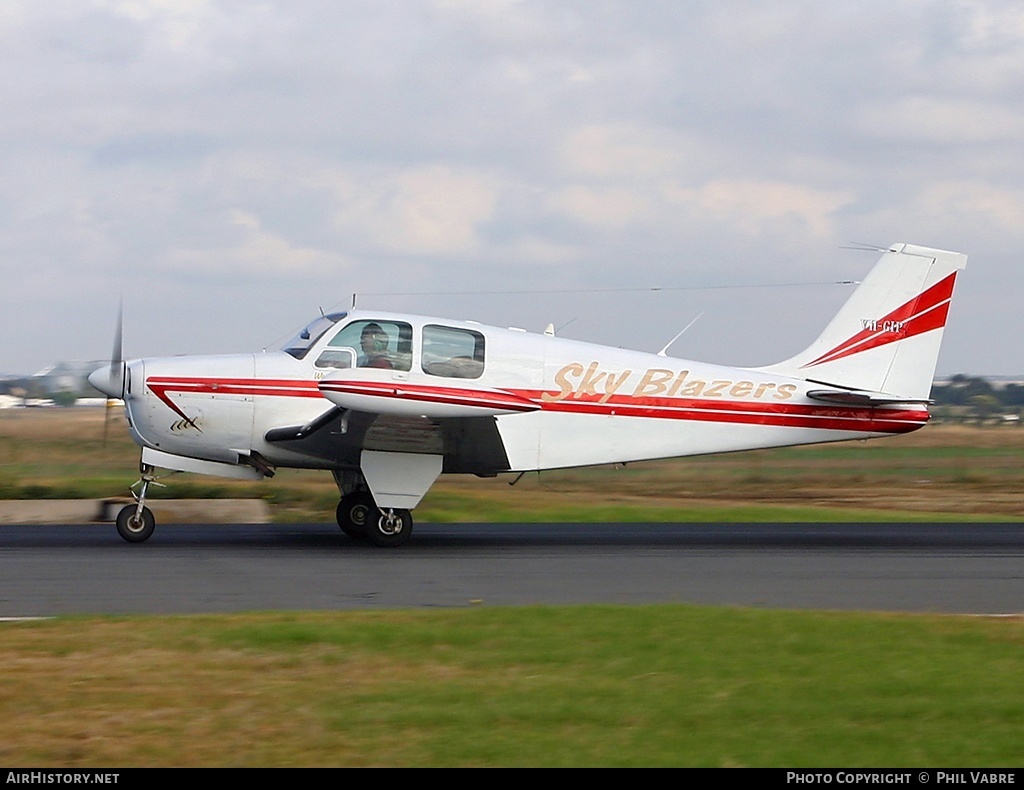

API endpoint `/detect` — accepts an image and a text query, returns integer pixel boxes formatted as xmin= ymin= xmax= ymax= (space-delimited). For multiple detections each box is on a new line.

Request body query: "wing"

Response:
xmin=263 ymin=406 xmax=512 ymax=475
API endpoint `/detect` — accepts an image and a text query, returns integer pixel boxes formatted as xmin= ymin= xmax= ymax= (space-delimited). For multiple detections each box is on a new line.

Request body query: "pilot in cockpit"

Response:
xmin=359 ymin=322 xmax=393 ymax=369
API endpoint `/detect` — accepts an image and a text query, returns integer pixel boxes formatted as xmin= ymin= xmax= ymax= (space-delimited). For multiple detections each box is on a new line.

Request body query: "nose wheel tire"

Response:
xmin=365 ymin=508 xmax=413 ymax=547
xmin=336 ymin=492 xmax=373 ymax=539
xmin=115 ymin=505 xmax=155 ymax=543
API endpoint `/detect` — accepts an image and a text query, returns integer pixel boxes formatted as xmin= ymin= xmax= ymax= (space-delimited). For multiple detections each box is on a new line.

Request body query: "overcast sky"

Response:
xmin=2 ymin=0 xmax=1022 ymax=376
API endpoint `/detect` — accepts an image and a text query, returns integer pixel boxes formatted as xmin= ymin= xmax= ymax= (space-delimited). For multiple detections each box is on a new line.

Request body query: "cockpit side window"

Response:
xmin=313 ymin=347 xmax=356 ymax=370
xmin=421 ymin=325 xmax=485 ymax=379
xmin=324 ymin=320 xmax=413 ymax=371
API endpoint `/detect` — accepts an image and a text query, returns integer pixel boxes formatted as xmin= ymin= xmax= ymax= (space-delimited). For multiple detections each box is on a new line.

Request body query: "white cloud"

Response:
xmin=331 ymin=166 xmax=499 ymax=257
xmin=914 ymin=181 xmax=1024 ymax=236
xmin=162 ymin=209 xmax=342 ymax=275
xmin=860 ymin=96 xmax=1024 ymax=143
xmin=432 ymin=0 xmax=525 ymax=17
xmin=93 ymin=0 xmax=222 ymax=51
xmin=1 ymin=2 xmax=1023 ymax=373
xmin=547 ymin=186 xmax=651 ymax=230
xmin=666 ymin=180 xmax=855 ymax=239
xmin=957 ymin=2 xmax=1024 ymax=51
xmin=561 ymin=124 xmax=689 ymax=181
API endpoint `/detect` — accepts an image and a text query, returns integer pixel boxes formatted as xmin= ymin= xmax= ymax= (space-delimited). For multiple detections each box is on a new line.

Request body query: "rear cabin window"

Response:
xmin=421 ymin=325 xmax=485 ymax=379
xmin=319 ymin=320 xmax=413 ymax=371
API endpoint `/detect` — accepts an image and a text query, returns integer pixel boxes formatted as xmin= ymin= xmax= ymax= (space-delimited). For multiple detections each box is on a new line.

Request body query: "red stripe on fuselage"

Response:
xmin=506 ymin=388 xmax=927 ymax=434
xmin=146 ymin=377 xmax=322 ymax=420
xmin=318 ymin=380 xmax=540 ymax=412
xmin=534 ymin=398 xmax=925 ymax=433
xmin=144 ymin=376 xmax=927 ymax=435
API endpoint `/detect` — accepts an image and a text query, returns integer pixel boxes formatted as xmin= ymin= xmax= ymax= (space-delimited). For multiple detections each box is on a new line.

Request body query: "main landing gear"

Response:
xmin=336 ymin=490 xmax=413 ymax=547
xmin=109 ymin=461 xmax=416 ymax=548
xmin=331 ymin=454 xmax=439 ymax=548
xmin=114 ymin=463 xmax=161 ymax=543
xmin=336 ymin=491 xmax=373 ymax=539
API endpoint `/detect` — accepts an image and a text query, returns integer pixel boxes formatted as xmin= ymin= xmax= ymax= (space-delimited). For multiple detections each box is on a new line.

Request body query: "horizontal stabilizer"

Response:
xmin=806 ymin=388 xmax=932 ymax=406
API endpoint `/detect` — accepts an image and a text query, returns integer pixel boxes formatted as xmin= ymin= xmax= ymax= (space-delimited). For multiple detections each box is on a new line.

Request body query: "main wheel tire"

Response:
xmin=336 ymin=492 xmax=374 ymax=539
xmin=115 ymin=504 xmax=155 ymax=543
xmin=365 ymin=508 xmax=412 ymax=548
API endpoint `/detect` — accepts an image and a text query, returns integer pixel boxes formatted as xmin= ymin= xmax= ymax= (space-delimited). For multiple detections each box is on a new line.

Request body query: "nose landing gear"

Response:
xmin=114 ymin=463 xmax=163 ymax=543
xmin=116 ymin=502 xmax=154 ymax=543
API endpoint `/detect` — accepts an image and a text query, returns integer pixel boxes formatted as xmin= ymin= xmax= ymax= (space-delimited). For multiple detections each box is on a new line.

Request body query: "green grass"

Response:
xmin=1 ymin=606 xmax=1021 ymax=767
xmin=3 ymin=411 xmax=1024 ymax=521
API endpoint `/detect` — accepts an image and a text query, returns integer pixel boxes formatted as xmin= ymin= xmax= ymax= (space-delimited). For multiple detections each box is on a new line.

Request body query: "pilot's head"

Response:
xmin=360 ymin=322 xmax=388 ymax=353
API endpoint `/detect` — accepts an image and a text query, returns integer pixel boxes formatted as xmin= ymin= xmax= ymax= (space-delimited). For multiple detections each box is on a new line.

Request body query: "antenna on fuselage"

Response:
xmin=656 ymin=312 xmax=704 ymax=357
xmin=542 ymin=318 xmax=576 ymax=337
xmin=351 ymin=293 xmax=357 ymax=309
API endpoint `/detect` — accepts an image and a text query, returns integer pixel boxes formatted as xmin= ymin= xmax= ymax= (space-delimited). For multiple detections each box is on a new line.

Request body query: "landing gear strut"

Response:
xmin=115 ymin=462 xmax=161 ymax=543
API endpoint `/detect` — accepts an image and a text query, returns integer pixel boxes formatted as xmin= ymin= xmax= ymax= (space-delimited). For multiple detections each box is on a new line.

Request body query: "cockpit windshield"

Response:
xmin=279 ymin=312 xmax=348 ymax=359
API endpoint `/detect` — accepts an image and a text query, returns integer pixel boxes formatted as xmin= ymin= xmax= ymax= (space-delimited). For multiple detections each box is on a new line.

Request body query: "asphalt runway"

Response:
xmin=1 ymin=522 xmax=1022 ymax=617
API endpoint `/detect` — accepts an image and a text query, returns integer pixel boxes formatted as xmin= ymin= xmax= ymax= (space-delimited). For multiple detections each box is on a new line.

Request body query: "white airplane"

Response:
xmin=90 ymin=242 xmax=966 ymax=547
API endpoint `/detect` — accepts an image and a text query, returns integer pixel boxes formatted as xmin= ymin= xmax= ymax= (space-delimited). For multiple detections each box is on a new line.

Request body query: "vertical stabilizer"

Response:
xmin=757 ymin=243 xmax=967 ymax=400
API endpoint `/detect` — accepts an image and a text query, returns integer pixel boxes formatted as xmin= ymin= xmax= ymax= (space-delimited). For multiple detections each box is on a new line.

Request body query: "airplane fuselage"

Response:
xmin=122 ymin=310 xmax=927 ymax=478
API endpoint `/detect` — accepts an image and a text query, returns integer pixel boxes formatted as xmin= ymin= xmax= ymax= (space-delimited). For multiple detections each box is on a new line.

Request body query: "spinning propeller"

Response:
xmin=87 ymin=304 xmax=126 ymax=443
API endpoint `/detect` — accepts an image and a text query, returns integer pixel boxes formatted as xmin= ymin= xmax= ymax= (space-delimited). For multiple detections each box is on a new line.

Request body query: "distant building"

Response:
xmin=31 ymin=361 xmax=107 ymax=397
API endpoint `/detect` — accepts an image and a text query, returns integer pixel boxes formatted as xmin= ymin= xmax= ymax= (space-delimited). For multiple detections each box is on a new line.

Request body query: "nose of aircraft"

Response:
xmin=88 ymin=362 xmax=124 ymax=399
xmin=92 ymin=304 xmax=126 ymax=399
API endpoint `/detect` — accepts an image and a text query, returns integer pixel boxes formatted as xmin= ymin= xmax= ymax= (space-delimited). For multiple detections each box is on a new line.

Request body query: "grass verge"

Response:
xmin=2 ymin=409 xmax=1024 ymax=522
xmin=1 ymin=606 xmax=1021 ymax=767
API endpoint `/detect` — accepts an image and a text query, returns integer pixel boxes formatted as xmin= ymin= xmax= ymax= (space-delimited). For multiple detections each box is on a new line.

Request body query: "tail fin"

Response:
xmin=757 ymin=243 xmax=967 ymax=400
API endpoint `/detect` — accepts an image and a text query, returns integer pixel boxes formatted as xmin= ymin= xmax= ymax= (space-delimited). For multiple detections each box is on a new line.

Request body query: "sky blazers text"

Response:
xmin=542 ymin=362 xmax=799 ymax=404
